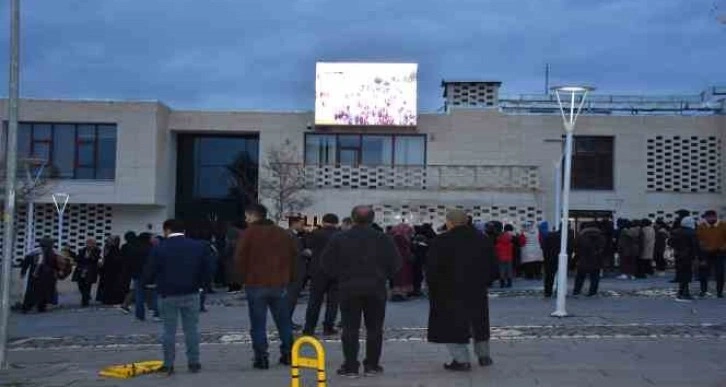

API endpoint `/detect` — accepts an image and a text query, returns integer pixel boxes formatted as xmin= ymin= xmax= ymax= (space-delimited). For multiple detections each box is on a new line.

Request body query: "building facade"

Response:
xmin=1 ymin=81 xmax=724 ymax=260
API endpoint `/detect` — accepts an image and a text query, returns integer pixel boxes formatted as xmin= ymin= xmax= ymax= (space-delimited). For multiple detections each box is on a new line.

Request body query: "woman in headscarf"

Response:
xmin=20 ymin=238 xmax=59 ymax=313
xmin=390 ymin=223 xmax=414 ymax=302
xmin=96 ymin=235 xmax=125 ymax=305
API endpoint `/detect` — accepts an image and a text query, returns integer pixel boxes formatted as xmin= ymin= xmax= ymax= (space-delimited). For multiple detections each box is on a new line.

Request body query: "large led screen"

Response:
xmin=315 ymin=62 xmax=417 ymax=126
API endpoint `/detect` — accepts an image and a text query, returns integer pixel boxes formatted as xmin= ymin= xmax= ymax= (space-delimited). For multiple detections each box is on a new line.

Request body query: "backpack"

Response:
xmin=54 ymin=253 xmax=73 ymax=280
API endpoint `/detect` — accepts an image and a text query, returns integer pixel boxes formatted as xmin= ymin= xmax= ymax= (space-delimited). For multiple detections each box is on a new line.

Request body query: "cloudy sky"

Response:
xmin=0 ymin=0 xmax=724 ymax=111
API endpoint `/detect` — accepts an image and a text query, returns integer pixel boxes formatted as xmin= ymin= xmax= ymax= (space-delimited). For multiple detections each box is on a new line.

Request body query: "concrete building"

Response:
xmin=0 ymin=81 xmax=724 ymax=260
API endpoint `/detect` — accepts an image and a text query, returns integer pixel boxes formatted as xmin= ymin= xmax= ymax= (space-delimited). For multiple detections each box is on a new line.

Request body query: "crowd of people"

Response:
xmin=15 ymin=204 xmax=725 ymax=376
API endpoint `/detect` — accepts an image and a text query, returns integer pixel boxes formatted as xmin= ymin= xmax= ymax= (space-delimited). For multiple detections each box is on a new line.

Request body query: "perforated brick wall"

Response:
xmin=646 ymin=136 xmax=722 ymax=193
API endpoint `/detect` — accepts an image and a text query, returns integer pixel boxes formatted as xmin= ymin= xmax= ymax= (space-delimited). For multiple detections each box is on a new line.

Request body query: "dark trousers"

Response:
xmin=699 ymin=252 xmax=725 ymax=296
xmin=543 ymin=260 xmax=557 ymax=297
xmin=635 ymin=259 xmax=653 ymax=278
xmin=676 ymin=261 xmax=693 ymax=297
xmin=287 ymin=257 xmax=309 ymax=319
xmin=522 ymin=262 xmax=542 ymax=279
xmin=654 ymin=251 xmax=667 ymax=272
xmin=303 ymin=274 xmax=338 ymax=335
xmin=573 ymin=270 xmax=600 ymax=296
xmin=78 ymin=281 xmax=93 ymax=307
xmin=412 ymin=257 xmax=425 ymax=294
xmin=339 ymin=291 xmax=386 ymax=371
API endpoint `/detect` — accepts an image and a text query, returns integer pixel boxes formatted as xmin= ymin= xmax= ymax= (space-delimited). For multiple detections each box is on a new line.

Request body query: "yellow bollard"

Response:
xmin=291 ymin=336 xmax=327 ymax=387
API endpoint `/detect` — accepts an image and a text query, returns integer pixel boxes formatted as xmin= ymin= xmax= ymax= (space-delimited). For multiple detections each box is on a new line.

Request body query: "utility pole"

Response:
xmin=0 ymin=0 xmax=21 ymax=369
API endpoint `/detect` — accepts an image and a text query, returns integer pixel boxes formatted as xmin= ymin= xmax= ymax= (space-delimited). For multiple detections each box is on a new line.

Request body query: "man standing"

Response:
xmin=235 ymin=204 xmax=298 ymax=369
xmin=638 ymin=219 xmax=656 ymax=278
xmin=321 ymin=205 xmax=402 ymax=377
xmin=426 ymin=209 xmax=494 ymax=372
xmin=669 ymin=217 xmax=699 ymax=301
xmin=697 ymin=210 xmax=726 ymax=298
xmin=287 ymin=215 xmax=311 ymax=330
xmin=573 ymin=223 xmax=606 ymax=297
xmin=74 ymin=239 xmax=101 ymax=308
xmin=303 ymin=213 xmax=340 ymax=336
xmin=145 ymin=219 xmax=212 ymax=375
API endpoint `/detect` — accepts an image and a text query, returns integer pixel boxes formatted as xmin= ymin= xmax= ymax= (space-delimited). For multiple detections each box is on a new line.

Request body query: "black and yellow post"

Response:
xmin=291 ymin=336 xmax=327 ymax=387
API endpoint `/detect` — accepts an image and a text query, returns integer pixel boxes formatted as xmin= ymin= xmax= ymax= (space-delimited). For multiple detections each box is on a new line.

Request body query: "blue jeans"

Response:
xmin=246 ymin=286 xmax=293 ymax=359
xmin=159 ymin=293 xmax=201 ymax=368
xmin=132 ymin=278 xmax=158 ymax=320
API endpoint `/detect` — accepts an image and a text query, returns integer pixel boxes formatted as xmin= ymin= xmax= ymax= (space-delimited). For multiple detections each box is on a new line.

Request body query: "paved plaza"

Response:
xmin=2 ymin=276 xmax=726 ymax=387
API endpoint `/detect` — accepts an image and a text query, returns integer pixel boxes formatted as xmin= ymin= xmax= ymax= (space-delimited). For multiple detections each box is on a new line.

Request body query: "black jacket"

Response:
xmin=426 ymin=225 xmax=493 ymax=344
xmin=144 ymin=235 xmax=213 ymax=297
xmin=74 ymin=247 xmax=101 ymax=284
xmin=320 ymin=225 xmax=402 ymax=295
xmin=668 ymin=227 xmax=699 ymax=266
xmin=576 ymin=227 xmax=606 ymax=272
xmin=307 ymin=226 xmax=339 ymax=277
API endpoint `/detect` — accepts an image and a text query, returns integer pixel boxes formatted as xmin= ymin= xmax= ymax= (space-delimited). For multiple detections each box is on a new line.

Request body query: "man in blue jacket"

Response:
xmin=145 ymin=219 xmax=212 ymax=375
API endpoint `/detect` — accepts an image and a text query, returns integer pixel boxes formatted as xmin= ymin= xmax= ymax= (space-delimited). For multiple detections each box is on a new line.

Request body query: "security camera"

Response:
xmin=306 ymin=122 xmax=313 ymax=130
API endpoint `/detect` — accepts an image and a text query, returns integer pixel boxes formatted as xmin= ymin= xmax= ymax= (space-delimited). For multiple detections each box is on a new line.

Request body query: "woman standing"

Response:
xmin=520 ymin=222 xmax=543 ymax=279
xmin=495 ymin=225 xmax=515 ymax=288
xmin=73 ymin=239 xmax=101 ymax=307
xmin=97 ymin=235 xmax=124 ymax=305
xmin=617 ymin=220 xmax=640 ymax=280
xmin=20 ymin=238 xmax=60 ymax=313
xmin=390 ymin=223 xmax=414 ymax=302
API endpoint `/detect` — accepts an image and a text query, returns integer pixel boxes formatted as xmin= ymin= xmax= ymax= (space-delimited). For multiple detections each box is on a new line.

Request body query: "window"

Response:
xmin=570 ymin=136 xmax=614 ymax=190
xmin=193 ymin=136 xmax=259 ymax=199
xmin=304 ymin=133 xmax=425 ymax=166
xmin=394 ymin=136 xmax=425 ymax=165
xmin=305 ymin=135 xmax=336 ymax=165
xmin=13 ymin=122 xmax=117 ymax=180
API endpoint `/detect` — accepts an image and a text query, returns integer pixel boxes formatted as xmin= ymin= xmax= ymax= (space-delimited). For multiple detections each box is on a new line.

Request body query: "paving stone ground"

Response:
xmin=2 ymin=274 xmax=726 ymax=386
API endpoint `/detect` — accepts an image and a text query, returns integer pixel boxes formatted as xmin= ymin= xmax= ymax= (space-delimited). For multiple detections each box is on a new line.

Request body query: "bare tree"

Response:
xmin=260 ymin=140 xmax=312 ymax=223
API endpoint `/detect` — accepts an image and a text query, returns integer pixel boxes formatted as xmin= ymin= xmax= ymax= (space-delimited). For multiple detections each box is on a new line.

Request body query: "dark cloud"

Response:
xmin=0 ymin=0 xmax=723 ymax=111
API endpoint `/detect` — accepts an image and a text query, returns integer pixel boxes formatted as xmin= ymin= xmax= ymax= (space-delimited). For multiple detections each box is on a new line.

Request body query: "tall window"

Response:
xmin=304 ymin=133 xmax=425 ymax=166
xmin=571 ymin=136 xmax=614 ymax=190
xmin=14 ymin=122 xmax=117 ymax=180
xmin=192 ymin=136 xmax=259 ymax=199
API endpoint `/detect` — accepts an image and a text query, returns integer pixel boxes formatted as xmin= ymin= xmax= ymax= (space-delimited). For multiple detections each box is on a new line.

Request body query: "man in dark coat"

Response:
xmin=303 ymin=213 xmax=340 ymax=336
xmin=321 ymin=205 xmax=402 ymax=377
xmin=573 ymin=223 xmax=606 ymax=297
xmin=669 ymin=216 xmax=699 ymax=301
xmin=74 ymin=238 xmax=101 ymax=307
xmin=287 ymin=215 xmax=311 ymax=330
xmin=426 ymin=209 xmax=494 ymax=372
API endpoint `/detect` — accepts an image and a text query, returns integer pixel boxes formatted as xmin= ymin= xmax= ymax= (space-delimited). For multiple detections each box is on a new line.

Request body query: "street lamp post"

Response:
xmin=52 ymin=193 xmax=70 ymax=251
xmin=0 ymin=0 xmax=20 ymax=369
xmin=551 ymin=85 xmax=594 ymax=318
xmin=553 ymin=158 xmax=562 ymax=230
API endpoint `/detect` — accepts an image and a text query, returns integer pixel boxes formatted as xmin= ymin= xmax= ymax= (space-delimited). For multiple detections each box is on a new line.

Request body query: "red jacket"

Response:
xmin=495 ymin=232 xmax=515 ymax=263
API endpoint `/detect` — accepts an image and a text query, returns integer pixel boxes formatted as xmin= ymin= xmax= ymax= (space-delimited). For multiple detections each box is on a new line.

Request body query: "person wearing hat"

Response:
xmin=426 ymin=209 xmax=495 ymax=372
xmin=696 ymin=210 xmax=726 ymax=298
xmin=20 ymin=237 xmax=59 ymax=313
xmin=320 ymin=205 xmax=402 ymax=377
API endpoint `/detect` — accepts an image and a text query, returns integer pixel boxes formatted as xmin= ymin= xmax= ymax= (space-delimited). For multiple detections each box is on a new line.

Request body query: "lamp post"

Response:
xmin=52 ymin=193 xmax=70 ymax=251
xmin=0 ymin=0 xmax=20 ymax=369
xmin=553 ymin=158 xmax=562 ymax=230
xmin=551 ymin=85 xmax=594 ymax=318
